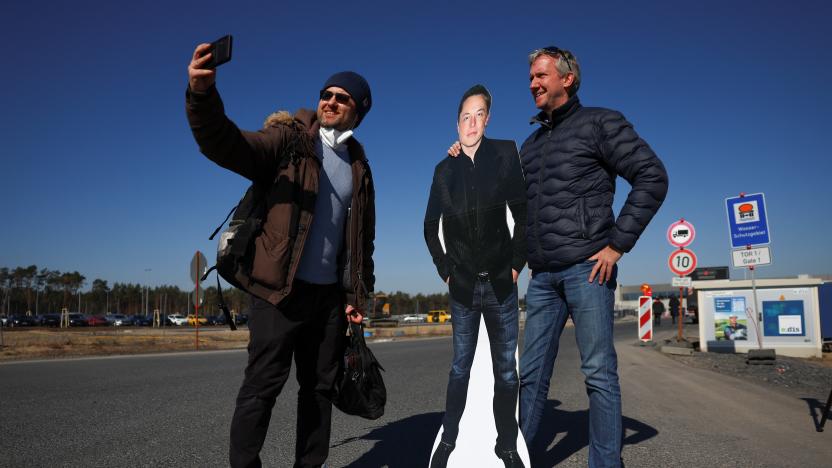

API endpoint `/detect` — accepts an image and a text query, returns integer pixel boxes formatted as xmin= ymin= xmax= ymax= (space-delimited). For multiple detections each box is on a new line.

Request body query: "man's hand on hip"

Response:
xmin=512 ymin=269 xmax=519 ymax=283
xmin=345 ymin=305 xmax=364 ymax=324
xmin=588 ymin=246 xmax=622 ymax=284
xmin=188 ymin=43 xmax=217 ymax=93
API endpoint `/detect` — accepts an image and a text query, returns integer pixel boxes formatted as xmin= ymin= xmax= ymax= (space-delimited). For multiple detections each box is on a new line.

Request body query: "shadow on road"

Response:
xmin=801 ymin=395 xmax=831 ymax=432
xmin=530 ymin=399 xmax=658 ymax=467
xmin=339 ymin=412 xmax=442 ymax=467
xmin=337 ymin=400 xmax=658 ymax=467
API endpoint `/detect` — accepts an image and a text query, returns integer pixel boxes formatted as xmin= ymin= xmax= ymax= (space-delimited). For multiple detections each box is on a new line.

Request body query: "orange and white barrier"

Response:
xmin=638 ymin=296 xmax=653 ymax=342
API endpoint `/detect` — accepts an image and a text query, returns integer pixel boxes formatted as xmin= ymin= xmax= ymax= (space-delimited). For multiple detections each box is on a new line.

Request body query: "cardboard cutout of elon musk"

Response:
xmin=423 ymin=85 xmax=530 ymax=468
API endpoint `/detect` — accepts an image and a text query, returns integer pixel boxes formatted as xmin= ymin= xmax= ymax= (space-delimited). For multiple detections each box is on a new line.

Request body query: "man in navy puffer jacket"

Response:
xmin=518 ymin=47 xmax=668 ymax=468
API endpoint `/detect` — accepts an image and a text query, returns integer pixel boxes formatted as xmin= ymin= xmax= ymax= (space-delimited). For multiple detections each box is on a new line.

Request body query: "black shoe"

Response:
xmin=430 ymin=441 xmax=455 ymax=468
xmin=495 ymin=447 xmax=525 ymax=468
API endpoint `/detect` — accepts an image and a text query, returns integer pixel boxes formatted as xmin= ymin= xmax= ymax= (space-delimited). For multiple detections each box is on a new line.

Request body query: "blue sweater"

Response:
xmin=295 ymin=138 xmax=353 ymax=284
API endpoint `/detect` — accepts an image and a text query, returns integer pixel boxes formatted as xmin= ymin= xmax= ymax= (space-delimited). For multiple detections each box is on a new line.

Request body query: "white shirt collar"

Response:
xmin=319 ymin=127 xmax=353 ymax=151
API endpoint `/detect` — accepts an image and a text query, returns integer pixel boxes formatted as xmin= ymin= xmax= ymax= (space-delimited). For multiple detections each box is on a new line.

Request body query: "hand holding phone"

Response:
xmin=202 ymin=35 xmax=233 ymax=69
xmin=188 ymin=35 xmax=233 ymax=93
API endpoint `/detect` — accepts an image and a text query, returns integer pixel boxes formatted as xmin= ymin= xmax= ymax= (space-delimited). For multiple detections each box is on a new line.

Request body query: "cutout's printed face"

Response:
xmin=457 ymin=95 xmax=489 ymax=148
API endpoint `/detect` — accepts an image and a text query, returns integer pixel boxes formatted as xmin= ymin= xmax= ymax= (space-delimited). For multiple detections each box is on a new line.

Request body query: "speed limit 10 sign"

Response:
xmin=668 ymin=248 xmax=697 ymax=276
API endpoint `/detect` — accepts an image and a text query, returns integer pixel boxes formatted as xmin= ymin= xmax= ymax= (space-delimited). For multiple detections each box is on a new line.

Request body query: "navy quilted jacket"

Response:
xmin=519 ymin=95 xmax=668 ymax=271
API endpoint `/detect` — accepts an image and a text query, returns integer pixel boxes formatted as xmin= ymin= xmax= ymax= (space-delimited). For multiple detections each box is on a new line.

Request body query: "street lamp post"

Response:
xmin=144 ymin=268 xmax=152 ymax=317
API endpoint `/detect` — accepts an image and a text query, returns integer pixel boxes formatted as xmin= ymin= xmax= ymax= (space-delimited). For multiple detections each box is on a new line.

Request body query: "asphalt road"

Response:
xmin=1 ymin=321 xmax=829 ymax=467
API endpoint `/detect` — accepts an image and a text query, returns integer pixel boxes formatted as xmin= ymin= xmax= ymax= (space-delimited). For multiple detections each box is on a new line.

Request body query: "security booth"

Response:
xmin=694 ymin=277 xmax=824 ymax=358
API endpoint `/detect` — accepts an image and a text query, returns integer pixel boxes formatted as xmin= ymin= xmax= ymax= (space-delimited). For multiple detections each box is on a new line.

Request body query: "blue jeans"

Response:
xmin=441 ymin=279 xmax=520 ymax=451
xmin=519 ymin=261 xmax=622 ymax=468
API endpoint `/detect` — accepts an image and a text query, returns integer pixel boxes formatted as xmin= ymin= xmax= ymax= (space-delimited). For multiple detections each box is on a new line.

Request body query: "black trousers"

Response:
xmin=229 ymin=280 xmax=346 ymax=468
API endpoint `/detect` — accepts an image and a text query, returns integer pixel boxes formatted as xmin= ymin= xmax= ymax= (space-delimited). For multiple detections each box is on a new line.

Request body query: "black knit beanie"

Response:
xmin=321 ymin=71 xmax=372 ymax=128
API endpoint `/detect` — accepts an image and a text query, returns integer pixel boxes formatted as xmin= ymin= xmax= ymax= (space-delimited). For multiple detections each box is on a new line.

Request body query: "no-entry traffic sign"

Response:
xmin=667 ymin=220 xmax=695 ymax=248
xmin=668 ymin=249 xmax=697 ymax=276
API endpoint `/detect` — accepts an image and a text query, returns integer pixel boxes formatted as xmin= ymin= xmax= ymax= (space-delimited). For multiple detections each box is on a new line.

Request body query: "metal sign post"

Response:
xmin=749 ymin=263 xmax=763 ymax=350
xmin=668 ymin=219 xmax=697 ymax=342
xmin=725 ymin=192 xmax=775 ymax=362
xmin=190 ymin=251 xmax=208 ymax=351
xmin=195 ymin=261 xmax=199 ymax=351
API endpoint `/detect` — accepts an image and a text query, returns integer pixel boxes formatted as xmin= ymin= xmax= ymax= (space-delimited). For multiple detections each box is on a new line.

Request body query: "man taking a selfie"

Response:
xmin=185 ymin=41 xmax=375 ymax=468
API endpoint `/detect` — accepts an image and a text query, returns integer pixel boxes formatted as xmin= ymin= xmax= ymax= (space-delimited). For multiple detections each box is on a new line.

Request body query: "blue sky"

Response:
xmin=2 ymin=0 xmax=831 ymax=296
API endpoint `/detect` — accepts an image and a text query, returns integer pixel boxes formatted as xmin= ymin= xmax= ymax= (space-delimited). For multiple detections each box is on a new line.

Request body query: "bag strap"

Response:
xmin=348 ymin=322 xmax=384 ymax=371
xmin=200 ymin=266 xmax=237 ymax=331
xmin=209 ymin=204 xmax=237 ymax=241
xmin=216 ymin=271 xmax=237 ymax=331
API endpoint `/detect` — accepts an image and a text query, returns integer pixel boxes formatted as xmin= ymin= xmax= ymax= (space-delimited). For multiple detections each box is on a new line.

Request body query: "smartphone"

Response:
xmin=202 ymin=35 xmax=233 ymax=69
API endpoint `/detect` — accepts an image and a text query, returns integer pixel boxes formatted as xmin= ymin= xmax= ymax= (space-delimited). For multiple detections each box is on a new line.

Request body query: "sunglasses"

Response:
xmin=319 ymin=90 xmax=352 ymax=104
xmin=539 ymin=46 xmax=573 ymax=72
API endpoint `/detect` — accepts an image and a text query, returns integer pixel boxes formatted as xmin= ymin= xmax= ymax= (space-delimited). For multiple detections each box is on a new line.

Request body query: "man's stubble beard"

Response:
xmin=318 ymin=110 xmax=355 ymax=132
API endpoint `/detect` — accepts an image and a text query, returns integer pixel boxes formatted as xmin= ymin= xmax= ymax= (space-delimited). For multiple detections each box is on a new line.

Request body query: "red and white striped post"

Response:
xmin=638 ymin=295 xmax=653 ymax=342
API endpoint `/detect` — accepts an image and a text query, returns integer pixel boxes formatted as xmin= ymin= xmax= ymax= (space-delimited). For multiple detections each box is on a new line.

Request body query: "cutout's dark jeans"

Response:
xmin=440 ymin=279 xmax=520 ymax=451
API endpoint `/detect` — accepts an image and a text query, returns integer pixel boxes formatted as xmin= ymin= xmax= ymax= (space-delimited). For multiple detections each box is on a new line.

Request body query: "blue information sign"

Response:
xmin=725 ymin=193 xmax=771 ymax=248
xmin=762 ymin=300 xmax=805 ymax=337
xmin=715 ymin=297 xmax=746 ymax=314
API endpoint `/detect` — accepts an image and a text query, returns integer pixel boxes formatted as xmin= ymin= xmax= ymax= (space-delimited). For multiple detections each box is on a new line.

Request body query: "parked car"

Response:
xmin=40 ymin=313 xmax=61 ymax=327
xmin=685 ymin=306 xmax=698 ymax=324
xmin=368 ymin=317 xmax=399 ymax=327
xmin=167 ymin=314 xmax=188 ymax=326
xmin=426 ymin=310 xmax=451 ymax=323
xmin=234 ymin=314 xmax=248 ymax=326
xmin=132 ymin=315 xmax=154 ymax=327
xmin=401 ymin=314 xmax=425 ymax=323
xmin=205 ymin=315 xmax=226 ymax=326
xmin=87 ymin=315 xmax=109 ymax=327
xmin=105 ymin=314 xmax=130 ymax=326
xmin=10 ymin=315 xmax=39 ymax=327
xmin=186 ymin=314 xmax=208 ymax=326
xmin=68 ymin=313 xmax=88 ymax=327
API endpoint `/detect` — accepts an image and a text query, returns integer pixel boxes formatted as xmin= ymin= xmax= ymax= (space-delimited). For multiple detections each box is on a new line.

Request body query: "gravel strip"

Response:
xmin=659 ymin=341 xmax=832 ymax=400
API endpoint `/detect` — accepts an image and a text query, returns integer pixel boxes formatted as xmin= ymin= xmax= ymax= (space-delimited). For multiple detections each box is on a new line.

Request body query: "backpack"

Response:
xmin=200 ymin=122 xmax=303 ymax=329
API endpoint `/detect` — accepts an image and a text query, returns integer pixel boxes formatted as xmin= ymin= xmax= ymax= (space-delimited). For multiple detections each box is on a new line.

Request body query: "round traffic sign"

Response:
xmin=667 ymin=220 xmax=695 ymax=248
xmin=190 ymin=251 xmax=209 ymax=284
xmin=190 ymin=286 xmax=204 ymax=307
xmin=668 ymin=248 xmax=697 ymax=276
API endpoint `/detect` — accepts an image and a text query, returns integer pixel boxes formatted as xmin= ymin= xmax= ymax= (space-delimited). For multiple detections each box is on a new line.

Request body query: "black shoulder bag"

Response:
xmin=334 ymin=322 xmax=386 ymax=420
